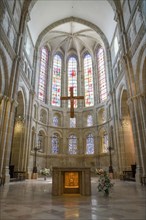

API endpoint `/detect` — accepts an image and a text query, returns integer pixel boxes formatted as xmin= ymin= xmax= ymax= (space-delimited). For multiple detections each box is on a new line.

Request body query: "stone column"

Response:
xmin=0 ymin=98 xmax=17 ymax=184
xmin=0 ymin=95 xmax=6 ymax=138
xmin=23 ymin=91 xmax=35 ymax=173
xmin=127 ymin=94 xmax=146 ymax=183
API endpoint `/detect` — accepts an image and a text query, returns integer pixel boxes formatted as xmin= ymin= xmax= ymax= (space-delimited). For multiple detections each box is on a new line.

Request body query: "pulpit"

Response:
xmin=52 ymin=167 xmax=91 ymax=196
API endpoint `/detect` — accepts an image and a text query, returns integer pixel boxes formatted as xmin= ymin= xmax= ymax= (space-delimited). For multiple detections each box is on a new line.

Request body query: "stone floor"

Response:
xmin=0 ymin=177 xmax=146 ymax=220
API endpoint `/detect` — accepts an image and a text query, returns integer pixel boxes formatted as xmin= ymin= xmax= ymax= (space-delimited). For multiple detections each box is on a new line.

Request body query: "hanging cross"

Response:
xmin=60 ymin=87 xmax=84 ymax=118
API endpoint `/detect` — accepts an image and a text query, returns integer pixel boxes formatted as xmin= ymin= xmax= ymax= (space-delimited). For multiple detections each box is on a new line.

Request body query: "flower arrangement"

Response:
xmin=40 ymin=168 xmax=51 ymax=176
xmin=95 ymin=168 xmax=114 ymax=195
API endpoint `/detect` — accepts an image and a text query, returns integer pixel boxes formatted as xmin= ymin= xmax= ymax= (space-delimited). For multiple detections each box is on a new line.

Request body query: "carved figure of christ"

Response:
xmin=60 ymin=87 xmax=84 ymax=118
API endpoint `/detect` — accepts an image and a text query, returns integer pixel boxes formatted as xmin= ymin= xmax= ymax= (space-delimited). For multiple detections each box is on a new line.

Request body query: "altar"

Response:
xmin=52 ymin=167 xmax=91 ymax=196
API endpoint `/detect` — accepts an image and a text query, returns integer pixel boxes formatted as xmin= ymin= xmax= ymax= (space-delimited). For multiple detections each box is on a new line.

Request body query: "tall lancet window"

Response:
xmin=86 ymin=133 xmax=94 ymax=154
xmin=84 ymin=54 xmax=94 ymax=107
xmin=97 ymin=47 xmax=107 ymax=102
xmin=52 ymin=133 xmax=59 ymax=154
xmin=68 ymin=134 xmax=77 ymax=154
xmin=52 ymin=54 xmax=62 ymax=106
xmin=68 ymin=57 xmax=77 ymax=108
xmin=38 ymin=47 xmax=49 ymax=102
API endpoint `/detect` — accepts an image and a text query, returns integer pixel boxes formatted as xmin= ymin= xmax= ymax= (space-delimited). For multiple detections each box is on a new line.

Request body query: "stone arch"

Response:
xmin=118 ymin=85 xmax=127 ymax=119
xmin=17 ymin=84 xmax=29 ymax=117
xmin=36 ymin=17 xmax=109 ymax=50
xmin=40 ymin=108 xmax=47 ymax=124
xmin=16 ymin=90 xmax=25 ymax=118
xmin=97 ymin=108 xmax=106 ymax=124
xmin=37 ymin=129 xmax=46 ymax=153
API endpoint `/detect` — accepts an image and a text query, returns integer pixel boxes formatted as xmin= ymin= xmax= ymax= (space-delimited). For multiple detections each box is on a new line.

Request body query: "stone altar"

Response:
xmin=52 ymin=167 xmax=91 ymax=196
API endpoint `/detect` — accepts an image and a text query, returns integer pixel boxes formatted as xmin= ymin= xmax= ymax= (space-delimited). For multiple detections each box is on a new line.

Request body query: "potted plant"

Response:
xmin=95 ymin=168 xmax=114 ymax=196
xmin=40 ymin=168 xmax=51 ymax=180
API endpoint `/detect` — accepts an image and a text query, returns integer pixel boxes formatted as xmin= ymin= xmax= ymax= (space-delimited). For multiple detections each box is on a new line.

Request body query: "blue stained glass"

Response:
xmin=53 ymin=116 xmax=59 ymax=126
xmin=52 ymin=133 xmax=59 ymax=154
xmin=68 ymin=134 xmax=77 ymax=154
xmin=87 ymin=115 xmax=93 ymax=126
xmin=86 ymin=134 xmax=94 ymax=154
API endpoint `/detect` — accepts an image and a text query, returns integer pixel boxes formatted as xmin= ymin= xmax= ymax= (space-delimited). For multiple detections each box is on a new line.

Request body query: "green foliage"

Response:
xmin=96 ymin=169 xmax=114 ymax=195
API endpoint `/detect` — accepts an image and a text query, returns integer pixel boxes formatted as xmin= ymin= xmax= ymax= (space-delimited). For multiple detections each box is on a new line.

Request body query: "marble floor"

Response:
xmin=0 ymin=177 xmax=146 ymax=220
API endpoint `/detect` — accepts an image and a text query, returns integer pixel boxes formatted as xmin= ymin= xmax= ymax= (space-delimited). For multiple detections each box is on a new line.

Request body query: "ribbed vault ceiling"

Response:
xmin=41 ymin=21 xmax=103 ymax=55
xmin=28 ymin=0 xmax=117 ymax=51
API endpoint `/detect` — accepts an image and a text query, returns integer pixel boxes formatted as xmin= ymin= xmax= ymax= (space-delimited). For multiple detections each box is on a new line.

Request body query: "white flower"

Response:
xmin=40 ymin=168 xmax=51 ymax=176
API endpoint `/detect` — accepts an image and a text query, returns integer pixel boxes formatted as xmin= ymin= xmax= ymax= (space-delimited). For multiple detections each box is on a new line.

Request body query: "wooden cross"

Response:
xmin=60 ymin=87 xmax=84 ymax=118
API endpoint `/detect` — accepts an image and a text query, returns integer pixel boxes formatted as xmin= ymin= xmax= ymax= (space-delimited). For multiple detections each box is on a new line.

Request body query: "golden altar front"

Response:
xmin=52 ymin=167 xmax=91 ymax=196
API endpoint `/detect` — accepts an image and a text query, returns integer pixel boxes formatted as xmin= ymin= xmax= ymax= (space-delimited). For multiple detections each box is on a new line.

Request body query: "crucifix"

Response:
xmin=60 ymin=87 xmax=84 ymax=118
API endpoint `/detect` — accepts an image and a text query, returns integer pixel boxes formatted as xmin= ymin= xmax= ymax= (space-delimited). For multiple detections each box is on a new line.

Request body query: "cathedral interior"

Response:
xmin=0 ymin=0 xmax=146 ymax=186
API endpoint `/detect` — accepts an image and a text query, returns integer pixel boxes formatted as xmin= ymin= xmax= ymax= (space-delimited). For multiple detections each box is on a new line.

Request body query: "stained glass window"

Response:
xmin=84 ymin=54 xmax=94 ymax=107
xmin=97 ymin=47 xmax=107 ymax=102
xmin=86 ymin=133 xmax=94 ymax=154
xmin=70 ymin=118 xmax=76 ymax=128
xmin=53 ymin=115 xmax=59 ymax=126
xmin=52 ymin=54 xmax=62 ymax=106
xmin=52 ymin=133 xmax=59 ymax=154
xmin=87 ymin=115 xmax=93 ymax=126
xmin=103 ymin=132 xmax=108 ymax=153
xmin=38 ymin=47 xmax=48 ymax=102
xmin=68 ymin=134 xmax=77 ymax=154
xmin=68 ymin=57 xmax=77 ymax=108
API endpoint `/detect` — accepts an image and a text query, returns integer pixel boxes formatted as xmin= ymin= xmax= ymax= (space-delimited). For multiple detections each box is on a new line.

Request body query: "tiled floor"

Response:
xmin=0 ymin=177 xmax=146 ymax=220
